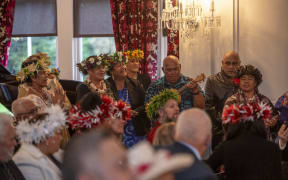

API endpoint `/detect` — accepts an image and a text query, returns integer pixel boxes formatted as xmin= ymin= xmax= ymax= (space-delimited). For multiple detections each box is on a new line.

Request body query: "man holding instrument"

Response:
xmin=205 ymin=50 xmax=241 ymax=149
xmin=145 ymin=55 xmax=205 ymax=112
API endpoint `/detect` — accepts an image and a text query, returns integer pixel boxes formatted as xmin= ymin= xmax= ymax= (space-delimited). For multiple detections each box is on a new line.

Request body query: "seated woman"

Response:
xmin=153 ymin=122 xmax=176 ymax=146
xmin=125 ymin=49 xmax=151 ymax=90
xmin=13 ymin=105 xmax=66 ymax=180
xmin=17 ymin=53 xmax=71 ymax=110
xmin=106 ymin=52 xmax=149 ymax=148
xmin=76 ymin=54 xmax=114 ymax=102
xmin=224 ymin=64 xmax=278 ymax=140
xmin=207 ymin=102 xmax=282 ymax=180
xmin=67 ymin=92 xmax=131 ymax=140
xmin=146 ymin=89 xmax=180 ymax=143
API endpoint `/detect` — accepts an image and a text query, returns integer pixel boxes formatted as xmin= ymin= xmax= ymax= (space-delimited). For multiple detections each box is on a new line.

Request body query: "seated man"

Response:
xmin=145 ymin=55 xmax=205 ymax=112
xmin=164 ymin=108 xmax=217 ymax=180
xmin=0 ymin=113 xmax=25 ymax=180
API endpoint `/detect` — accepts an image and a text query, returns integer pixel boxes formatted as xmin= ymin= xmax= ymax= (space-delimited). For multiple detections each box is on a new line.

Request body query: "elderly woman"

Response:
xmin=17 ymin=53 xmax=71 ymax=110
xmin=67 ymin=92 xmax=131 ymax=139
xmin=125 ymin=49 xmax=151 ymax=91
xmin=224 ymin=65 xmax=278 ymax=139
xmin=76 ymin=54 xmax=114 ymax=102
xmin=13 ymin=105 xmax=66 ymax=180
xmin=106 ymin=52 xmax=150 ymax=148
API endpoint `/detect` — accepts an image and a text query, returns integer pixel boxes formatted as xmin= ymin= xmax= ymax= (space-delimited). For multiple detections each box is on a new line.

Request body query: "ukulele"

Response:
xmin=177 ymin=73 xmax=206 ymax=94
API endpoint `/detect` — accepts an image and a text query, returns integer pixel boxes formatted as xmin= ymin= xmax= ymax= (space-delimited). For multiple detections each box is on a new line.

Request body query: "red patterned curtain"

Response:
xmin=0 ymin=0 xmax=15 ymax=67
xmin=167 ymin=0 xmax=179 ymax=57
xmin=110 ymin=0 xmax=158 ymax=80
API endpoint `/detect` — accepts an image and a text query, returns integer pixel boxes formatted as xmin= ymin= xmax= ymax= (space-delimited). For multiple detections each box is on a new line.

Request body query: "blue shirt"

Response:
xmin=145 ymin=75 xmax=203 ymax=112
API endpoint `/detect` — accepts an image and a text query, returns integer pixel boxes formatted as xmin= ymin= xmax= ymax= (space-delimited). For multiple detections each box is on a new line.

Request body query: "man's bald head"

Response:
xmin=12 ymin=95 xmax=46 ymax=120
xmin=163 ymin=55 xmax=180 ymax=67
xmin=222 ymin=51 xmax=240 ymax=62
xmin=175 ymin=108 xmax=212 ymax=154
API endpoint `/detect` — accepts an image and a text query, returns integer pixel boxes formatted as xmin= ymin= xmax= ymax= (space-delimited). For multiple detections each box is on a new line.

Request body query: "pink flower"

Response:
xmin=233 ymin=78 xmax=240 ymax=86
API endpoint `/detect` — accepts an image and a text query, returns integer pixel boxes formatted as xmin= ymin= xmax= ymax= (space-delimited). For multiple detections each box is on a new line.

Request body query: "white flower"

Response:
xmin=89 ymin=58 xmax=95 ymax=63
xmin=97 ymin=61 xmax=101 ymax=65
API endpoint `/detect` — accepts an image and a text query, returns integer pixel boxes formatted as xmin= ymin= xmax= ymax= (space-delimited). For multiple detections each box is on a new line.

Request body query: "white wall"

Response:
xmin=180 ymin=0 xmax=288 ymax=102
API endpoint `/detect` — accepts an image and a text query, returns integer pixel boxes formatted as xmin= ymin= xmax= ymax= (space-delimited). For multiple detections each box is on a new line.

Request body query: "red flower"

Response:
xmin=233 ymin=78 xmax=240 ymax=86
xmin=222 ymin=104 xmax=240 ymax=124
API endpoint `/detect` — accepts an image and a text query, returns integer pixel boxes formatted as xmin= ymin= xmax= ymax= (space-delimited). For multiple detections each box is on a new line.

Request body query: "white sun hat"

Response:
xmin=128 ymin=142 xmax=194 ymax=180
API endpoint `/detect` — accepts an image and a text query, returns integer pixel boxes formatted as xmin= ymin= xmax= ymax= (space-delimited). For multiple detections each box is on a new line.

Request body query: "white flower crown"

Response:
xmin=16 ymin=105 xmax=67 ymax=144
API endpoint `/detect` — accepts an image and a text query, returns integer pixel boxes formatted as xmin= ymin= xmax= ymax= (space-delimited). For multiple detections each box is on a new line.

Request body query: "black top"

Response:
xmin=0 ymin=160 xmax=25 ymax=180
xmin=107 ymin=77 xmax=151 ymax=136
xmin=207 ymin=132 xmax=282 ymax=180
xmin=164 ymin=142 xmax=218 ymax=180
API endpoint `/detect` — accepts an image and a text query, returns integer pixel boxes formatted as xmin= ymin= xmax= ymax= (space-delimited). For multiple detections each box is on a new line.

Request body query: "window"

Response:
xmin=7 ymin=37 xmax=57 ymax=74
xmin=7 ymin=0 xmax=57 ymax=74
xmin=74 ymin=0 xmax=116 ymax=81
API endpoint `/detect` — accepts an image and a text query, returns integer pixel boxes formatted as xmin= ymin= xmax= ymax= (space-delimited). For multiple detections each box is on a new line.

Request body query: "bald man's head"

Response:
xmin=175 ymin=108 xmax=212 ymax=155
xmin=162 ymin=55 xmax=181 ymax=84
xmin=12 ymin=95 xmax=46 ymax=121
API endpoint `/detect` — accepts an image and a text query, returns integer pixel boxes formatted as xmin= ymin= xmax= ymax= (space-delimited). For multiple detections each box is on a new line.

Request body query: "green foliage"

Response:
xmin=146 ymin=89 xmax=180 ymax=121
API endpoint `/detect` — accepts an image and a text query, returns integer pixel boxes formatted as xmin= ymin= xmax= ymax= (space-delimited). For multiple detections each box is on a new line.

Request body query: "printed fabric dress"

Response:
xmin=118 ymin=88 xmax=146 ymax=148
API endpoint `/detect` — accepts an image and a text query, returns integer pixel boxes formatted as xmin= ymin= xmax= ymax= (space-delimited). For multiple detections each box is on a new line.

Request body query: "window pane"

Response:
xmin=82 ymin=37 xmax=116 ymax=58
xmin=7 ymin=37 xmax=57 ymax=74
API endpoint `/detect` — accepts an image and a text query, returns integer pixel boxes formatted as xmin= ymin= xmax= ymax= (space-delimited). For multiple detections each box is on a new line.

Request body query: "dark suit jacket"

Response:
xmin=137 ymin=73 xmax=151 ymax=91
xmin=164 ymin=142 xmax=218 ymax=180
xmin=207 ymin=133 xmax=282 ymax=180
xmin=107 ymin=77 xmax=150 ymax=136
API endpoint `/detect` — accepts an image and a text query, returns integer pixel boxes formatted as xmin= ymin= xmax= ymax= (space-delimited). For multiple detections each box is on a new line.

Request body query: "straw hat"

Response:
xmin=128 ymin=142 xmax=194 ymax=180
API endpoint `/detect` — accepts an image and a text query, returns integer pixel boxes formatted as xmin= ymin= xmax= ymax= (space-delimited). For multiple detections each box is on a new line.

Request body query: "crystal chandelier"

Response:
xmin=161 ymin=0 xmax=221 ymax=38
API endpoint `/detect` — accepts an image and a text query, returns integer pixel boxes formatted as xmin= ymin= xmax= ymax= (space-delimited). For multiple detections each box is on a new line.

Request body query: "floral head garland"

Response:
xmin=16 ymin=105 xmax=66 ymax=144
xmin=125 ymin=49 xmax=144 ymax=61
xmin=67 ymin=95 xmax=131 ymax=130
xmin=49 ymin=67 xmax=61 ymax=78
xmin=146 ymin=89 xmax=180 ymax=121
xmin=16 ymin=53 xmax=51 ymax=83
xmin=77 ymin=54 xmax=110 ymax=75
xmin=107 ymin=51 xmax=128 ymax=71
xmin=222 ymin=102 xmax=272 ymax=125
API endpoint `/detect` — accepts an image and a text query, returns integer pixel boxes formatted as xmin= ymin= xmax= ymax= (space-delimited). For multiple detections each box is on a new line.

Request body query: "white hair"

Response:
xmin=175 ymin=108 xmax=212 ymax=145
xmin=0 ymin=113 xmax=13 ymax=142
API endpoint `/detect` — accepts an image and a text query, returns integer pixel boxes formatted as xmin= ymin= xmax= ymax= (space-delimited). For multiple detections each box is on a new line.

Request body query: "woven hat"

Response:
xmin=128 ymin=142 xmax=194 ymax=180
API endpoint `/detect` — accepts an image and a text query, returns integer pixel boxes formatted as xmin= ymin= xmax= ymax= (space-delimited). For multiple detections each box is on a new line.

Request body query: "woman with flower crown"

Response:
xmin=13 ymin=105 xmax=66 ymax=180
xmin=125 ymin=49 xmax=151 ymax=90
xmin=76 ymin=54 xmax=114 ymax=102
xmin=106 ymin=51 xmax=150 ymax=148
xmin=17 ymin=53 xmax=71 ymax=110
xmin=223 ymin=65 xmax=278 ymax=140
xmin=207 ymin=102 xmax=282 ymax=180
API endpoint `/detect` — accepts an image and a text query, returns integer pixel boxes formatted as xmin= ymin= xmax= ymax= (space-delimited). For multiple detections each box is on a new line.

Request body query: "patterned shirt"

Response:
xmin=145 ymin=75 xmax=203 ymax=112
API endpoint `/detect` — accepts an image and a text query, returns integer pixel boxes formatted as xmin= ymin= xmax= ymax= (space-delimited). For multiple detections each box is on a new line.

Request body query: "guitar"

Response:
xmin=178 ymin=73 xmax=206 ymax=94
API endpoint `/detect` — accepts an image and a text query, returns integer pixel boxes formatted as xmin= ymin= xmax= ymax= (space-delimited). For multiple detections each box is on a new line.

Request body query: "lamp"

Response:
xmin=161 ymin=0 xmax=221 ymax=39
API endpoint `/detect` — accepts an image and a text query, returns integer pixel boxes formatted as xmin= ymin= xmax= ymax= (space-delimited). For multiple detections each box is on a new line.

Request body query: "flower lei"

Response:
xmin=67 ymin=95 xmax=131 ymax=130
xmin=125 ymin=49 xmax=144 ymax=61
xmin=146 ymin=89 xmax=180 ymax=121
xmin=84 ymin=77 xmax=107 ymax=95
xmin=77 ymin=54 xmax=110 ymax=74
xmin=16 ymin=105 xmax=66 ymax=144
xmin=16 ymin=53 xmax=51 ymax=82
xmin=222 ymin=102 xmax=272 ymax=125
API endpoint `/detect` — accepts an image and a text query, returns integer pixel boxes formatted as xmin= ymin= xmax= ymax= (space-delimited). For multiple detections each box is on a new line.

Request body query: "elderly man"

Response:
xmin=145 ymin=55 xmax=205 ymax=112
xmin=205 ymin=51 xmax=241 ymax=149
xmin=0 ymin=113 xmax=25 ymax=180
xmin=62 ymin=127 xmax=135 ymax=180
xmin=164 ymin=108 xmax=217 ymax=180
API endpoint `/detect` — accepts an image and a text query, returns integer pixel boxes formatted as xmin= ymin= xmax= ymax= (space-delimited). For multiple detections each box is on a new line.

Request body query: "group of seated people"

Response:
xmin=0 ymin=49 xmax=288 ymax=180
